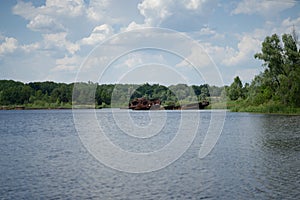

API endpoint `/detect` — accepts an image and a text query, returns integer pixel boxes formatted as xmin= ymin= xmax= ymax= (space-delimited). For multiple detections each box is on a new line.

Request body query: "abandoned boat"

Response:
xmin=128 ymin=98 xmax=161 ymax=110
xmin=128 ymin=98 xmax=209 ymax=110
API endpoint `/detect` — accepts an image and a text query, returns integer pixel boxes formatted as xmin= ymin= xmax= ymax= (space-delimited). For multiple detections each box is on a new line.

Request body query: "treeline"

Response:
xmin=0 ymin=80 xmax=225 ymax=108
xmin=225 ymin=30 xmax=300 ymax=113
xmin=0 ymin=80 xmax=74 ymax=108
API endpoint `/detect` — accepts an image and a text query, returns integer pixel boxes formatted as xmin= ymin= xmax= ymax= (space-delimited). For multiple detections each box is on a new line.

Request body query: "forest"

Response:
xmin=0 ymin=80 xmax=223 ymax=109
xmin=1 ymin=32 xmax=300 ymax=113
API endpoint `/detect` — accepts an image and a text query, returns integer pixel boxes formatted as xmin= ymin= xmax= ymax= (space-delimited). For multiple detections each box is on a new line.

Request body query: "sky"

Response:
xmin=0 ymin=0 xmax=300 ymax=86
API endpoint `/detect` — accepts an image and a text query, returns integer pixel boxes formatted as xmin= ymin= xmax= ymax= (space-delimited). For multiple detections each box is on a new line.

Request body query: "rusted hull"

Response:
xmin=128 ymin=98 xmax=209 ymax=110
xmin=129 ymin=98 xmax=161 ymax=110
xmin=163 ymin=102 xmax=209 ymax=110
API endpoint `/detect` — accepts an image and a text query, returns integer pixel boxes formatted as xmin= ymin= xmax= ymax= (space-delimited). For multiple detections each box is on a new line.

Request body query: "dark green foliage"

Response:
xmin=0 ymin=80 xmax=33 ymax=105
xmin=227 ymin=76 xmax=244 ymax=101
xmin=95 ymin=84 xmax=114 ymax=105
xmin=28 ymin=81 xmax=58 ymax=95
xmin=228 ymin=30 xmax=300 ymax=113
xmin=0 ymin=80 xmax=218 ymax=107
xmin=252 ymin=31 xmax=300 ymax=107
xmin=0 ymin=80 xmax=73 ymax=106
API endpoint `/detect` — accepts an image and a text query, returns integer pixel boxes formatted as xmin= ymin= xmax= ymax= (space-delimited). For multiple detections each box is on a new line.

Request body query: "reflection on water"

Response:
xmin=0 ymin=110 xmax=299 ymax=199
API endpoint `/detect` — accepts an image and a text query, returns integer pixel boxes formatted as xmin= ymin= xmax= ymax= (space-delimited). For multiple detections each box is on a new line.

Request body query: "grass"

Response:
xmin=227 ymin=100 xmax=300 ymax=115
xmin=206 ymin=99 xmax=300 ymax=115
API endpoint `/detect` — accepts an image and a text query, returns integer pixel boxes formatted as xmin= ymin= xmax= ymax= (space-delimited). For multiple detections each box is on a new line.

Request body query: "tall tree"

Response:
xmin=254 ymin=31 xmax=300 ymax=106
xmin=228 ymin=76 xmax=243 ymax=101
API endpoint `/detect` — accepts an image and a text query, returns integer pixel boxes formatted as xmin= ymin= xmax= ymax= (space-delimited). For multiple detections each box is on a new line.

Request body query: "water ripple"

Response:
xmin=0 ymin=110 xmax=299 ymax=199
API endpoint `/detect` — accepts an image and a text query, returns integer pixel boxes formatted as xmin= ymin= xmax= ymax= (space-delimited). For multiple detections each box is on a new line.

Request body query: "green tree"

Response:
xmin=254 ymin=30 xmax=300 ymax=106
xmin=227 ymin=76 xmax=243 ymax=101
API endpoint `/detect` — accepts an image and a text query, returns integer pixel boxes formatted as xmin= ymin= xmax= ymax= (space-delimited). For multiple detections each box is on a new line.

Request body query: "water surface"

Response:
xmin=0 ymin=110 xmax=299 ymax=199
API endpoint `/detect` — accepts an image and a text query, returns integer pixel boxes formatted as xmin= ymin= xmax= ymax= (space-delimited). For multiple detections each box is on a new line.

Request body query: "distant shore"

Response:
xmin=2 ymin=102 xmax=300 ymax=115
xmin=0 ymin=105 xmax=72 ymax=110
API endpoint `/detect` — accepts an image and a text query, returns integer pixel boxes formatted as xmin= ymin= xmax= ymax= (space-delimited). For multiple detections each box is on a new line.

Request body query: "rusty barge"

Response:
xmin=128 ymin=97 xmax=209 ymax=110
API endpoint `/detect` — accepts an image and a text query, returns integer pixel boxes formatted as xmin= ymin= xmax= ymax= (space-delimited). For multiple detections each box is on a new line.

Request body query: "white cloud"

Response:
xmin=44 ymin=0 xmax=85 ymax=17
xmin=137 ymin=0 xmax=173 ymax=26
xmin=176 ymin=45 xmax=212 ymax=68
xmin=13 ymin=0 xmax=85 ymax=19
xmin=221 ymin=16 xmax=300 ymax=68
xmin=87 ymin=0 xmax=143 ymax=27
xmin=201 ymin=16 xmax=299 ymax=79
xmin=86 ymin=0 xmax=110 ymax=21
xmin=183 ymin=0 xmax=206 ymax=10
xmin=175 ymin=41 xmax=233 ymax=70
xmin=199 ymin=27 xmax=216 ymax=36
xmin=123 ymin=55 xmax=143 ymax=68
xmin=81 ymin=24 xmax=114 ymax=45
xmin=222 ymin=35 xmax=261 ymax=66
xmin=27 ymin=14 xmax=65 ymax=33
xmin=43 ymin=32 xmax=80 ymax=54
xmin=130 ymin=0 xmax=217 ymax=31
xmin=0 ymin=35 xmax=42 ymax=55
xmin=253 ymin=17 xmax=300 ymax=41
xmin=5 ymin=0 xmax=299 ymax=85
xmin=234 ymin=68 xmax=261 ymax=83
xmin=279 ymin=17 xmax=300 ymax=36
xmin=12 ymin=1 xmax=37 ymax=20
xmin=281 ymin=17 xmax=300 ymax=28
xmin=113 ymin=52 xmax=168 ymax=70
xmin=202 ymin=42 xmax=233 ymax=63
xmin=189 ymin=26 xmax=225 ymax=41
xmin=13 ymin=0 xmax=85 ymax=34
xmin=136 ymin=0 xmax=212 ymax=26
xmin=52 ymin=55 xmax=82 ymax=72
xmin=232 ymin=0 xmax=296 ymax=16
xmin=0 ymin=37 xmax=18 ymax=55
xmin=20 ymin=42 xmax=41 ymax=53
xmin=123 ymin=21 xmax=148 ymax=32
xmin=112 ymin=64 xmax=186 ymax=86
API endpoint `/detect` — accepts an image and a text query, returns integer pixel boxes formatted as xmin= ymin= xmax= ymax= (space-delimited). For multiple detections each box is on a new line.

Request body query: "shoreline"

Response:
xmin=1 ymin=105 xmax=300 ymax=116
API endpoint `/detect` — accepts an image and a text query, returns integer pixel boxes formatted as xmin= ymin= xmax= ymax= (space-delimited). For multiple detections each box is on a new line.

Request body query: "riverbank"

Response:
xmin=0 ymin=103 xmax=118 ymax=110
xmin=1 ymin=105 xmax=72 ymax=110
xmin=207 ymin=100 xmax=300 ymax=115
xmin=2 ymin=100 xmax=300 ymax=115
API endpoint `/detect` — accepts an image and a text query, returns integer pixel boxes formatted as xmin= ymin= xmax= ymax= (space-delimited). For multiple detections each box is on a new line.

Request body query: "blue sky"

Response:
xmin=0 ymin=0 xmax=299 ymax=85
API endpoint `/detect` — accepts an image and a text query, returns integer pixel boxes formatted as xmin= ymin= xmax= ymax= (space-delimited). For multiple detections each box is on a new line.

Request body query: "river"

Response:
xmin=0 ymin=109 xmax=299 ymax=199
